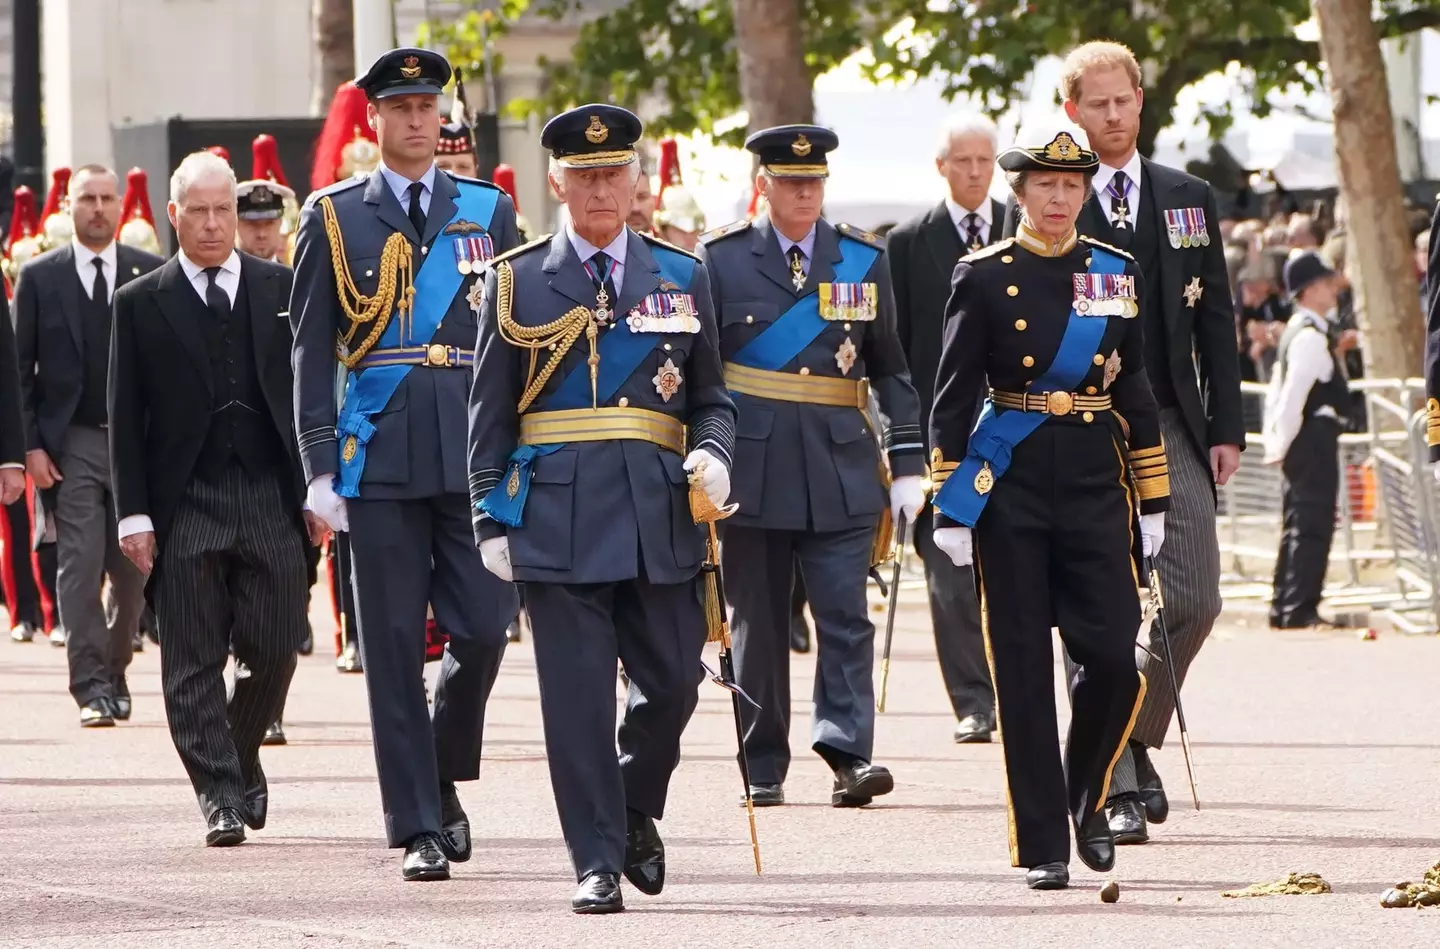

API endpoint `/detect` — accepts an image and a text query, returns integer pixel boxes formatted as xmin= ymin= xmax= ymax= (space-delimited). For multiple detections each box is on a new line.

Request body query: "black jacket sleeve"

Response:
xmin=1108 ymin=262 xmax=1169 ymax=514
xmin=10 ymin=261 xmax=40 ymax=454
xmin=0 ymin=290 xmax=25 ymax=465
xmin=107 ymin=282 xmax=148 ymax=521
xmin=680 ymin=261 xmax=736 ymax=470
xmin=862 ymin=252 xmax=925 ymax=477
xmin=1194 ymin=184 xmax=1245 ymax=450
xmin=928 ymin=260 xmax=989 ymax=525
xmin=289 ymin=199 xmax=340 ymax=484
xmin=467 ymin=264 xmax=522 ymax=545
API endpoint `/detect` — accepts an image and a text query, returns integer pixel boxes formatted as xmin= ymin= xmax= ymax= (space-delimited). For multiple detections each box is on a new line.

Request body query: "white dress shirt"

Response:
xmin=72 ymin=240 xmax=118 ymax=302
xmin=566 ymin=224 xmax=628 ymax=294
xmin=379 ymin=161 xmax=437 ymax=217
xmin=1092 ymin=150 xmax=1145 ymax=226
xmin=1262 ymin=306 xmax=1337 ymax=464
xmin=944 ymin=196 xmax=992 ymax=242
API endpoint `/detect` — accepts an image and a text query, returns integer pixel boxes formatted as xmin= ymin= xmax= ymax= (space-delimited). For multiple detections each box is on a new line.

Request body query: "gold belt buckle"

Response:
xmin=426 ymin=343 xmax=449 ymax=367
xmin=1046 ymin=391 xmax=1074 ymax=416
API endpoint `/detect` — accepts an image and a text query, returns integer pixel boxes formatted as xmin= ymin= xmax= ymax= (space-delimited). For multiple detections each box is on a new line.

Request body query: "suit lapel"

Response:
xmin=614 ymin=230 xmax=659 ymax=320
xmin=921 ymin=201 xmax=963 ymax=273
xmin=751 ymin=219 xmax=801 ymax=296
xmin=154 ymin=257 xmax=213 ymax=395
xmin=1080 ymin=192 xmax=1117 ymax=244
xmin=1143 ymin=159 xmax=1186 ymax=336
xmin=987 ymin=198 xmax=1005 ymax=245
xmin=54 ymin=246 xmax=84 ymax=355
xmin=363 ymin=170 xmax=419 ymax=245
xmin=242 ymin=255 xmax=277 ymax=382
xmin=421 ymin=170 xmax=458 ymax=249
xmin=114 ymin=245 xmax=145 ymax=289
xmin=543 ymin=231 xmax=603 ymax=311
xmin=803 ymin=220 xmax=841 ymax=295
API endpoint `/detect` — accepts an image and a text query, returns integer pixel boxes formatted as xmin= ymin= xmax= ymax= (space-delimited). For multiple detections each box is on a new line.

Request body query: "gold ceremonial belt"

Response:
xmin=519 ymin=407 xmax=686 ymax=455
xmin=991 ymin=389 xmax=1112 ymax=416
xmin=724 ymin=362 xmax=869 ymax=410
xmin=354 ymin=344 xmax=474 ymax=370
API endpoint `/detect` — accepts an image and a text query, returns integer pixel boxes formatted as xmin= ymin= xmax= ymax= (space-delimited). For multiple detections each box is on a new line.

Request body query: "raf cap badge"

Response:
xmin=400 ymin=55 xmax=422 ymax=79
xmin=791 ymin=134 xmax=813 ymax=157
xmin=585 ymin=116 xmax=609 ymax=144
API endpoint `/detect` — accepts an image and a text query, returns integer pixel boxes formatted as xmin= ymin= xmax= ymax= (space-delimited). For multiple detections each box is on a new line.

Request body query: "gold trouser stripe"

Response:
xmin=724 ymin=362 xmax=869 ymax=409
xmin=519 ymin=407 xmax=685 ymax=455
xmin=991 ymin=389 xmax=1113 ymax=413
xmin=973 ymin=547 xmax=1021 ymax=868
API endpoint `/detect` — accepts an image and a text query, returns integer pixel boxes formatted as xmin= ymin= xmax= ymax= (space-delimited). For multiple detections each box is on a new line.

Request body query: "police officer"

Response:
xmin=697 ymin=126 xmax=927 ymax=808
xmin=290 ymin=47 xmax=520 ymax=882
xmin=927 ymin=131 xmax=1168 ymax=890
xmin=468 ymin=105 xmax=735 ymax=913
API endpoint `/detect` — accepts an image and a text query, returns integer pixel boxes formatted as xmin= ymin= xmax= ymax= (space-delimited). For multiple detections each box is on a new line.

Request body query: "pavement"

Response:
xmin=3 ymin=589 xmax=1440 ymax=948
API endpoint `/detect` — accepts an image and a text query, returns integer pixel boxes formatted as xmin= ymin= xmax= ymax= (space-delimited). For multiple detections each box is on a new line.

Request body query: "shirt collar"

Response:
xmin=1014 ymin=219 xmax=1077 ymax=258
xmin=378 ymin=161 xmax=437 ymax=201
xmin=945 ymin=196 xmax=991 ymax=230
xmin=1093 ymin=151 xmax=1143 ymax=199
xmin=566 ymin=223 xmax=628 ymax=268
xmin=773 ymin=222 xmax=816 ymax=260
xmin=72 ymin=239 xmax=117 ymax=270
xmin=178 ymin=249 xmax=242 ymax=283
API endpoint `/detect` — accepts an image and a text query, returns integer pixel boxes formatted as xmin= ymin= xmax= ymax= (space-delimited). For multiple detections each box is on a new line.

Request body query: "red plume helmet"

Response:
xmin=312 ymin=81 xmax=379 ymax=190
xmin=251 ymin=134 xmax=290 ymax=188
xmin=116 ymin=168 xmax=162 ymax=254
xmin=8 ymin=186 xmax=37 ymax=248
xmin=39 ymin=167 xmax=71 ymax=224
xmin=206 ymin=146 xmax=232 ymax=165
xmin=492 ymin=164 xmax=519 ymax=213
xmin=656 ymin=138 xmax=681 ymax=202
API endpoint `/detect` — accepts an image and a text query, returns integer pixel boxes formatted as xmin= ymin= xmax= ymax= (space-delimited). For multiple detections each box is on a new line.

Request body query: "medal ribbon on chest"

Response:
xmin=818 ymin=282 xmax=878 ymax=321
xmin=452 ymin=233 xmax=495 ymax=275
xmin=625 ymin=292 xmax=702 ymax=334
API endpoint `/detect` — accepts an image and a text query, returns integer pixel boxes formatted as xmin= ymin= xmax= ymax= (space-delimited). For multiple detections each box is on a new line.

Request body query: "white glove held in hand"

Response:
xmin=683 ymin=449 xmax=731 ymax=507
xmin=1140 ymin=512 xmax=1166 ymax=558
xmin=480 ymin=537 xmax=513 ymax=582
xmin=890 ymin=475 xmax=927 ymax=528
xmin=306 ymin=475 xmax=349 ymax=533
xmin=933 ymin=526 xmax=973 ymax=567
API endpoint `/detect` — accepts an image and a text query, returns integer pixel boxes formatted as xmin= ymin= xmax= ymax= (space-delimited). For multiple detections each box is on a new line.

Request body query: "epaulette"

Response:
xmin=960 ymin=237 xmax=1015 ymax=263
xmin=699 ymin=219 xmax=751 ymax=244
xmin=488 ymin=233 xmax=553 ymax=268
xmin=1079 ymin=234 xmax=1136 ymax=261
xmin=836 ymin=222 xmax=884 ymax=249
xmin=640 ymin=230 xmax=701 ymax=261
xmin=302 ymin=175 xmax=365 ymax=209
xmin=443 ymin=171 xmax=502 ymax=192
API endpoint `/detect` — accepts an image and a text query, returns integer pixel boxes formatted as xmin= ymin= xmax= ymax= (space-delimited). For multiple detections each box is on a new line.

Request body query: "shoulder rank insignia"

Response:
xmin=961 ymin=237 xmax=1014 ymax=263
xmin=836 ymin=222 xmax=884 ymax=249
xmin=488 ymin=233 xmax=553 ymax=268
xmin=640 ymin=230 xmax=701 ymax=261
xmin=699 ymin=219 xmax=751 ymax=244
xmin=1079 ymin=235 xmax=1135 ymax=261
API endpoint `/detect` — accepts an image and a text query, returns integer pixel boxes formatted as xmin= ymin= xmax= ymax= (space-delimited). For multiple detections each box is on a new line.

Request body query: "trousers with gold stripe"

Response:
xmin=972 ymin=417 xmax=1146 ymax=869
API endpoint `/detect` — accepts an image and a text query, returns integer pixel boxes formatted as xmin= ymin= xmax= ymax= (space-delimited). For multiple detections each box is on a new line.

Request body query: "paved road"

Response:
xmin=3 ymin=593 xmax=1440 ymax=947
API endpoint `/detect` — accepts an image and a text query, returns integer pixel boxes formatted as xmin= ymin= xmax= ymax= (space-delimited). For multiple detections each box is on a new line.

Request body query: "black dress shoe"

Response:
xmin=206 ymin=807 xmax=246 ymax=847
xmin=402 ymin=833 xmax=450 ymax=881
xmin=1074 ymin=808 xmax=1116 ymax=872
xmin=439 ymin=782 xmax=471 ymax=863
xmin=1025 ymin=862 xmax=1070 ymax=890
xmin=831 ymin=760 xmax=894 ymax=807
xmin=572 ymin=871 xmax=624 ymax=914
xmin=623 ymin=809 xmax=665 ymax=895
xmin=79 ymin=699 xmax=114 ymax=728
xmin=244 ymin=764 xmax=268 ymax=830
xmin=1130 ymin=741 xmax=1169 ymax=824
xmin=790 ymin=615 xmax=811 ymax=653
xmin=261 ymin=721 xmax=287 ymax=746
xmin=953 ymin=712 xmax=994 ymax=744
xmin=112 ymin=681 xmax=132 ymax=721
xmin=298 ymin=625 xmax=314 ymax=656
xmin=1106 ymin=793 xmax=1148 ymax=845
xmin=746 ymin=783 xmax=784 ymax=807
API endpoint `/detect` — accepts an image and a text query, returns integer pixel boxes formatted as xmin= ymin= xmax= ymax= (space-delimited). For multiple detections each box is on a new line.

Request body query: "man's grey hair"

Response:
xmin=547 ymin=157 xmax=642 ymax=192
xmin=937 ymin=113 xmax=999 ymax=160
xmin=169 ymin=151 xmax=237 ymax=205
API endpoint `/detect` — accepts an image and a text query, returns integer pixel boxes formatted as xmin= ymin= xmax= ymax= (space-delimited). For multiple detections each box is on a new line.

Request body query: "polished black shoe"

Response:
xmin=79 ymin=699 xmax=114 ymax=728
xmin=623 ymin=809 xmax=665 ymax=895
xmin=1106 ymin=793 xmax=1148 ymax=845
xmin=1131 ymin=741 xmax=1169 ymax=824
xmin=831 ymin=760 xmax=894 ymax=807
xmin=402 ymin=833 xmax=450 ymax=881
xmin=1025 ymin=862 xmax=1070 ymax=890
xmin=1074 ymin=808 xmax=1116 ymax=872
xmin=789 ymin=615 xmax=811 ymax=653
xmin=298 ymin=625 xmax=314 ymax=656
xmin=243 ymin=764 xmax=268 ymax=830
xmin=261 ymin=721 xmax=287 ymax=746
xmin=206 ymin=807 xmax=246 ymax=847
xmin=953 ymin=712 xmax=994 ymax=744
xmin=439 ymin=782 xmax=471 ymax=863
xmin=572 ymin=871 xmax=624 ymax=914
xmin=746 ymin=783 xmax=785 ymax=807
xmin=111 ymin=680 xmax=132 ymax=721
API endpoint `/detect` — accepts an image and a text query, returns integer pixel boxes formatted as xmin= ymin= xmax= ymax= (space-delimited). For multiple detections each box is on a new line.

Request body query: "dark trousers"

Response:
xmin=347 ymin=493 xmax=514 ymax=847
xmin=3 ymin=496 xmax=43 ymax=628
xmin=973 ymin=426 xmax=1144 ymax=868
xmin=524 ymin=578 xmax=706 ymax=880
xmin=913 ymin=507 xmax=994 ymax=722
xmin=725 ymin=523 xmax=876 ymax=784
xmin=1270 ymin=418 xmax=1340 ymax=628
xmin=155 ymin=468 xmax=308 ymax=820
xmin=329 ymin=534 xmax=359 ymax=654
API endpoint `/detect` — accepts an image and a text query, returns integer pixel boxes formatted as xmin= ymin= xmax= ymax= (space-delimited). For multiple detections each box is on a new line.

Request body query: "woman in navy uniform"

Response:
xmin=928 ymin=131 xmax=1169 ymax=890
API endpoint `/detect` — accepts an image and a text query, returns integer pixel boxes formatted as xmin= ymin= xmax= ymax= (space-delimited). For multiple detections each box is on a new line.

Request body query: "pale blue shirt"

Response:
xmin=775 ymin=223 xmax=817 ymax=265
xmin=378 ymin=161 xmax=437 ymax=217
xmin=566 ymin=224 xmax=628 ymax=294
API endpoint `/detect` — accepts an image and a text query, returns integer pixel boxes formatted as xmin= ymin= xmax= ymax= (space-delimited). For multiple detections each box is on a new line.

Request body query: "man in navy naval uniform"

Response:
xmin=469 ymin=105 xmax=736 ymax=914
xmin=697 ymin=126 xmax=927 ymax=808
xmin=290 ymin=47 xmax=520 ymax=882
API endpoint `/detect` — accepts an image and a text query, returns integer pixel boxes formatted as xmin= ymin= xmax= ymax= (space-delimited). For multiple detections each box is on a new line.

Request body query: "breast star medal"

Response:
xmin=467 ymin=279 xmax=484 ymax=315
xmin=790 ymin=252 xmax=806 ymax=292
xmin=1183 ymin=276 xmax=1204 ymax=308
xmin=1103 ymin=350 xmax=1121 ymax=390
xmin=653 ymin=357 xmax=683 ymax=402
xmin=974 ymin=461 xmax=994 ymax=495
xmin=835 ymin=337 xmax=858 ymax=375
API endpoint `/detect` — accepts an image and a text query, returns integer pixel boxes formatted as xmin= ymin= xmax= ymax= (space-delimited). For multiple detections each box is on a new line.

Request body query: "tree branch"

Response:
xmin=1200 ymin=7 xmax=1440 ymax=64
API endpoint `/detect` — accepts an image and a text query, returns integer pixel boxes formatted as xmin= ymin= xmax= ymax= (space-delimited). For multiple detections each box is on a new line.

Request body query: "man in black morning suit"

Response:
xmin=291 ymin=48 xmax=520 ymax=882
xmin=885 ymin=113 xmax=1003 ymax=744
xmin=110 ymin=151 xmax=321 ymax=847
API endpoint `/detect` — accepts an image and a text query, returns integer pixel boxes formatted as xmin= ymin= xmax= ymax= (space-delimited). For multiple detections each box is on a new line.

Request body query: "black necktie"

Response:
xmin=407 ymin=181 xmax=426 ymax=238
xmin=91 ymin=258 xmax=108 ymax=306
xmin=962 ymin=212 xmax=983 ymax=250
xmin=586 ymin=251 xmax=618 ymax=317
xmin=203 ymin=266 xmax=230 ymax=321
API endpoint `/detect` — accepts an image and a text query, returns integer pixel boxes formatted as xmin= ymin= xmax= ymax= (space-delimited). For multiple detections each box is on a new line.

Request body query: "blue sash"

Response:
xmin=934 ymin=247 xmax=1126 ymax=527
xmin=479 ymin=243 xmax=698 ymax=527
xmin=334 ymin=182 xmax=500 ymax=497
xmin=730 ymin=235 xmax=880 ymax=371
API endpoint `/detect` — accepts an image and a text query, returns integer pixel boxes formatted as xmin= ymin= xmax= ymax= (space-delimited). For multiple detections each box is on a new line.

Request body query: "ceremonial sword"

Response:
xmin=876 ymin=512 xmax=908 ymax=713
xmin=1143 ymin=555 xmax=1200 ymax=811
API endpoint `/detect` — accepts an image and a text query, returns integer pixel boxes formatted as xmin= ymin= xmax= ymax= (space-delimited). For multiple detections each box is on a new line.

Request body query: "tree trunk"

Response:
xmin=1312 ymin=0 xmax=1423 ymax=381
xmin=732 ymin=0 xmax=814 ymax=135
xmin=312 ymin=0 xmax=356 ymax=115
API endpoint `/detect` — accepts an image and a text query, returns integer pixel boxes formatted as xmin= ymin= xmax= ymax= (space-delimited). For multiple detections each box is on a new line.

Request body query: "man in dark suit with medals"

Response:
xmin=469 ymin=105 xmax=735 ymax=913
xmin=290 ymin=47 xmax=520 ymax=882
xmin=1003 ymin=42 xmax=1243 ymax=844
xmin=698 ymin=126 xmax=927 ymax=809
xmin=885 ymin=113 xmax=1003 ymax=744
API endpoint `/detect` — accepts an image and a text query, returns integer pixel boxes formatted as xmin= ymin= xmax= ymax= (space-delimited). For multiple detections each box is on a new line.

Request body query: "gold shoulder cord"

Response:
xmin=319 ymin=196 xmax=416 ymax=368
xmin=494 ymin=260 xmax=599 ymax=412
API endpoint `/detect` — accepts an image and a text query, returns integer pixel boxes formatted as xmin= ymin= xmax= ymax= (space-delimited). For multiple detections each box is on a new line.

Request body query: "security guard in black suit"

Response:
xmin=468 ymin=105 xmax=736 ymax=913
xmin=697 ymin=126 xmax=927 ymax=808
xmin=290 ymin=47 xmax=520 ymax=882
xmin=928 ymin=132 xmax=1169 ymax=890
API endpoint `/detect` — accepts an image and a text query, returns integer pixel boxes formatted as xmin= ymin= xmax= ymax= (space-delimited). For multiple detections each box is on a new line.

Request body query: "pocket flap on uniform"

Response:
xmin=736 ymin=407 xmax=774 ymax=439
xmin=827 ymin=411 xmax=871 ymax=445
xmin=531 ymin=450 xmax=577 ymax=485
xmin=373 ymin=385 xmax=408 ymax=416
xmin=722 ymin=302 xmax=779 ymax=326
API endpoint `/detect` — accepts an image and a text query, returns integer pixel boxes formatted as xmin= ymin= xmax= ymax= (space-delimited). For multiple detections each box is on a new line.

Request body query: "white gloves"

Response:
xmin=933 ymin=526 xmax=973 ymax=567
xmin=1140 ymin=512 xmax=1166 ymax=559
xmin=306 ymin=475 xmax=349 ymax=533
xmin=480 ymin=536 xmax=513 ymax=582
xmin=890 ymin=475 xmax=927 ymax=528
xmin=683 ymin=449 xmax=731 ymax=508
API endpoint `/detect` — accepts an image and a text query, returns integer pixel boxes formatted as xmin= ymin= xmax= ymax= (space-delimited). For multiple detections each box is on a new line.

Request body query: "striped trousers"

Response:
xmin=155 ymin=467 xmax=308 ymax=820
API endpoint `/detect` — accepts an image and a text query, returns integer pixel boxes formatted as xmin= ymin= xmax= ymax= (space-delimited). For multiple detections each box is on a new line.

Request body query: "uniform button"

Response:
xmin=618 ymin=397 xmax=629 ymax=407
xmin=1022 ymin=356 xmax=1034 ymax=368
xmin=421 ymin=246 xmax=428 ymax=255
xmin=1093 ymin=354 xmax=1105 ymax=366
xmin=745 ymin=315 xmax=754 ymax=324
xmin=1007 ymin=286 xmax=1019 ymax=297
xmin=843 ymin=322 xmax=852 ymax=331
xmin=663 ymin=343 xmax=672 ymax=351
xmin=1085 ymin=386 xmax=1097 ymax=395
xmin=799 ymin=367 xmax=811 ymax=375
xmin=1082 ymin=411 xmax=1094 ymax=423
xmin=1014 ymin=319 xmax=1027 ymax=331
xmin=1001 ymin=255 xmax=1013 ymax=264
xmin=365 ymin=269 xmax=374 ymax=278
xmin=1085 ymin=257 xmax=1092 ymax=266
